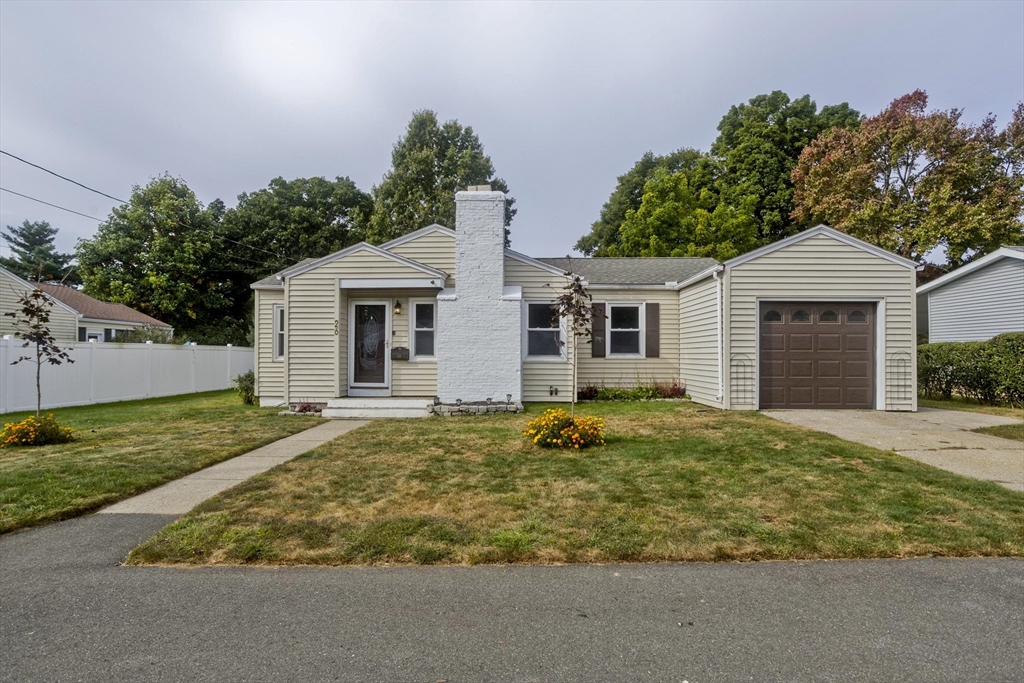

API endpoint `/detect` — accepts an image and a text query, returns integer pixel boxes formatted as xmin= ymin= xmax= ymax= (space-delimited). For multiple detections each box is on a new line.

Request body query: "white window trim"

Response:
xmin=272 ymin=304 xmax=285 ymax=361
xmin=606 ymin=302 xmax=645 ymax=359
xmin=408 ymin=298 xmax=437 ymax=362
xmin=522 ymin=300 xmax=566 ymax=362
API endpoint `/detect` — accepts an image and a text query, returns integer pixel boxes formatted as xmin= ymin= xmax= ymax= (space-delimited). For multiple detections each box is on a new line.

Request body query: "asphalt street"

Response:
xmin=1 ymin=513 xmax=1022 ymax=682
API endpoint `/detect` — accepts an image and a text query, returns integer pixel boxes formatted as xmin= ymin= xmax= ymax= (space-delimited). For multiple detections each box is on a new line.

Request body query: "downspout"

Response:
xmin=714 ymin=270 xmax=723 ymax=403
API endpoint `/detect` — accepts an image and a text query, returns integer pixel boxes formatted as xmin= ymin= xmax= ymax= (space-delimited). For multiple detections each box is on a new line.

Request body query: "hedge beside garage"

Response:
xmin=918 ymin=332 xmax=1024 ymax=406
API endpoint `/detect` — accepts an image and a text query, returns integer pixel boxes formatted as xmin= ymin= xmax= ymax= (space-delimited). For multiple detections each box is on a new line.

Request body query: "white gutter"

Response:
xmin=714 ymin=270 xmax=724 ymax=402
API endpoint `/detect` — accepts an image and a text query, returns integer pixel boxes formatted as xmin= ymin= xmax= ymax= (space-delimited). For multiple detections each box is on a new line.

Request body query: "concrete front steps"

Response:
xmin=322 ymin=397 xmax=432 ymax=419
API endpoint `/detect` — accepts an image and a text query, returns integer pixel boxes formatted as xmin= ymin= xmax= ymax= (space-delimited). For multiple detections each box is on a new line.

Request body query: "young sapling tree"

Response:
xmin=551 ymin=263 xmax=603 ymax=419
xmin=3 ymin=288 xmax=74 ymax=416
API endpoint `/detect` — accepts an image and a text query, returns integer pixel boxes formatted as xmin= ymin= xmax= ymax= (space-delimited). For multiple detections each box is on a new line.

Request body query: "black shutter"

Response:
xmin=591 ymin=303 xmax=605 ymax=358
xmin=645 ymin=303 xmax=660 ymax=358
xmin=104 ymin=328 xmax=113 ymax=342
xmin=78 ymin=327 xmax=86 ymax=342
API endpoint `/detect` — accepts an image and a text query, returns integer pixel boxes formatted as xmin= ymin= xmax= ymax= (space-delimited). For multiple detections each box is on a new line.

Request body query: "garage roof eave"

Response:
xmin=724 ymin=225 xmax=920 ymax=271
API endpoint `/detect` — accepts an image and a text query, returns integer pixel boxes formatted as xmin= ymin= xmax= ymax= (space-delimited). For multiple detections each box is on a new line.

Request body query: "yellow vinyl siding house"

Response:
xmin=252 ymin=190 xmax=920 ymax=416
xmin=1 ymin=266 xmax=79 ymax=342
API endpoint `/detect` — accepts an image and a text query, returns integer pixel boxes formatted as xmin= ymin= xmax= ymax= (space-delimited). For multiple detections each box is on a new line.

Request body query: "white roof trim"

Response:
xmin=250 ymin=283 xmax=284 ymax=290
xmin=379 ymin=224 xmax=455 ymax=250
xmin=0 ymin=266 xmax=82 ymax=319
xmin=917 ymin=247 xmax=1024 ymax=294
xmin=671 ymin=264 xmax=724 ymax=290
xmin=504 ymin=249 xmax=577 ymax=277
xmin=282 ymin=242 xmax=448 ymax=280
xmin=724 ymin=225 xmax=920 ymax=270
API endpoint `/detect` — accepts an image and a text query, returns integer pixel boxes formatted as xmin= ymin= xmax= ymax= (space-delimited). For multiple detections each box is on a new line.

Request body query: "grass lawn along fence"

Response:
xmin=0 ymin=339 xmax=254 ymax=414
xmin=0 ymin=391 xmax=322 ymax=533
xmin=129 ymin=401 xmax=1024 ymax=567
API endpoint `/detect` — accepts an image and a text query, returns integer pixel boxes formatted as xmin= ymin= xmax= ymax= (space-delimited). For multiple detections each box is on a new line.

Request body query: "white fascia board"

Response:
xmin=250 ymin=283 xmax=284 ymax=290
xmin=504 ymin=249 xmax=577 ymax=277
xmin=79 ymin=317 xmax=170 ymax=328
xmin=917 ymin=247 xmax=1024 ymax=295
xmin=437 ymin=288 xmax=458 ymax=301
xmin=724 ymin=225 xmax=919 ymax=271
xmin=671 ymin=264 xmax=724 ymax=290
xmin=339 ymin=277 xmax=445 ymax=289
xmin=283 ymin=242 xmax=449 ymax=280
xmin=379 ymin=224 xmax=456 ymax=250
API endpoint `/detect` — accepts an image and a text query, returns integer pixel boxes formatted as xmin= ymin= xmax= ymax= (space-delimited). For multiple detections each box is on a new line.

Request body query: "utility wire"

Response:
xmin=1 ymin=149 xmax=124 ymax=202
xmin=0 ymin=186 xmax=284 ymax=272
xmin=0 ymin=150 xmax=300 ymax=265
xmin=0 ymin=186 xmax=106 ymax=221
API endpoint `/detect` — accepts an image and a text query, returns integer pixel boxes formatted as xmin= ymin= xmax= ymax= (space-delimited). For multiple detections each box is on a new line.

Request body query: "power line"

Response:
xmin=0 ymin=186 xmax=283 ymax=273
xmin=1 ymin=150 xmax=125 ymax=202
xmin=0 ymin=186 xmax=106 ymax=221
xmin=0 ymin=150 xmax=300 ymax=265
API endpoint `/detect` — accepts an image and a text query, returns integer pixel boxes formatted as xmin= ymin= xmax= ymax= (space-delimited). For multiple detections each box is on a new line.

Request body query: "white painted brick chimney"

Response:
xmin=436 ymin=189 xmax=522 ymax=402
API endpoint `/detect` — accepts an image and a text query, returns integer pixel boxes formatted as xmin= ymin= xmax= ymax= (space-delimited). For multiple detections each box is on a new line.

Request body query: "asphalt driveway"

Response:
xmin=766 ymin=408 xmax=1024 ymax=490
xmin=2 ymin=513 xmax=1023 ymax=683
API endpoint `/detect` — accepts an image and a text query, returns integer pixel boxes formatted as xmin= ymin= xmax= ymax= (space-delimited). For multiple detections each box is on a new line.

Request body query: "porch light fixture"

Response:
xmin=393 ymin=300 xmax=402 ymax=316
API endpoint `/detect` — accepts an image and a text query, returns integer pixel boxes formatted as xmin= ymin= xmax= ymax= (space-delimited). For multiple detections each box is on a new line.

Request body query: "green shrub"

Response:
xmin=1 ymin=413 xmax=75 ymax=448
xmin=578 ymin=379 xmax=688 ymax=402
xmin=918 ymin=333 xmax=1024 ymax=406
xmin=234 ymin=370 xmax=256 ymax=405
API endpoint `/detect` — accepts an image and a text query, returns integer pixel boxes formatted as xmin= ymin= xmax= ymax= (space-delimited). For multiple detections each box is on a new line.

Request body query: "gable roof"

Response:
xmin=380 ymin=224 xmax=456 ymax=249
xmin=0 ymin=266 xmax=81 ymax=318
xmin=724 ymin=225 xmax=921 ymax=270
xmin=537 ymin=256 xmax=720 ymax=285
xmin=35 ymin=283 xmax=172 ymax=327
xmin=917 ymin=246 xmax=1024 ymax=295
xmin=257 ymin=242 xmax=449 ymax=284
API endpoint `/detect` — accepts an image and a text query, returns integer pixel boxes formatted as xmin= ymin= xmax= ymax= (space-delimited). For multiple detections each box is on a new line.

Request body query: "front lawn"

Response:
xmin=0 ymin=391 xmax=322 ymax=533
xmin=129 ymin=402 xmax=1024 ymax=566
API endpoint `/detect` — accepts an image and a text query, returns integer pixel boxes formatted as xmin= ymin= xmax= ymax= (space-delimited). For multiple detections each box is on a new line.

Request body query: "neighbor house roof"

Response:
xmin=35 ymin=283 xmax=172 ymax=328
xmin=536 ymin=257 xmax=721 ymax=285
xmin=917 ymin=246 xmax=1024 ymax=295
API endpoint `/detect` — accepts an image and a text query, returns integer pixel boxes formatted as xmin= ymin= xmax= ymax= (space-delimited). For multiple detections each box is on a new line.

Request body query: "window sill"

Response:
xmin=524 ymin=356 xmax=567 ymax=363
xmin=408 ymin=357 xmax=437 ymax=363
xmin=606 ymin=353 xmax=645 ymax=360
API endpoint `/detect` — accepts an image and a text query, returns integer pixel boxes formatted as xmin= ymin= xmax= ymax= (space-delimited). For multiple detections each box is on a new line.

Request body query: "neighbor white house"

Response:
xmin=252 ymin=188 xmax=920 ymax=416
xmin=916 ymin=246 xmax=1024 ymax=343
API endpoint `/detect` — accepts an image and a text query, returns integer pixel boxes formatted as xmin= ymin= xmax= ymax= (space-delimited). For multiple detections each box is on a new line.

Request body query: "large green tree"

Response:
xmin=221 ymin=176 xmax=372 ymax=279
xmin=613 ymin=163 xmax=760 ymax=260
xmin=712 ymin=91 xmax=861 ymax=242
xmin=368 ymin=110 xmax=516 ymax=244
xmin=792 ymin=91 xmax=1024 ymax=267
xmin=575 ymin=149 xmax=706 ymax=256
xmin=76 ymin=174 xmax=246 ymax=344
xmin=0 ymin=220 xmax=76 ymax=282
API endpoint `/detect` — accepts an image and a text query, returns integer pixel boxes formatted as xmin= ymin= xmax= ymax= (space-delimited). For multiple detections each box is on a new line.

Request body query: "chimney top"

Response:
xmin=466 ymin=184 xmax=492 ymax=192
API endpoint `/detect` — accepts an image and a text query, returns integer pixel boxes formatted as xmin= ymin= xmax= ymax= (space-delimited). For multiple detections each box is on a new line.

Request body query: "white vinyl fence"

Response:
xmin=0 ymin=339 xmax=254 ymax=414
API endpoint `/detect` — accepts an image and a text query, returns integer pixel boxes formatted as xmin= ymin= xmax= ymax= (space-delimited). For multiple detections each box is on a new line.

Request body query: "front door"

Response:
xmin=349 ymin=301 xmax=390 ymax=396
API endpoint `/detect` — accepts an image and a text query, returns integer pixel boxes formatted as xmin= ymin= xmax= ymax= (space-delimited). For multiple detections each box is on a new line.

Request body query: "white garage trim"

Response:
xmin=755 ymin=297 xmax=886 ymax=411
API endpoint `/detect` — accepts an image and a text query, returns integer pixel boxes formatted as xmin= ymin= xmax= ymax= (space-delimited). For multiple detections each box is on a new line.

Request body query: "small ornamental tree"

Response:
xmin=3 ymin=288 xmax=74 ymax=416
xmin=551 ymin=264 xmax=602 ymax=419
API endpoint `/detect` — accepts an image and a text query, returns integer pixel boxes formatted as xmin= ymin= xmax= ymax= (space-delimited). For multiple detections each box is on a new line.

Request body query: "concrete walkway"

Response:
xmin=99 ymin=420 xmax=368 ymax=515
xmin=766 ymin=408 xmax=1024 ymax=491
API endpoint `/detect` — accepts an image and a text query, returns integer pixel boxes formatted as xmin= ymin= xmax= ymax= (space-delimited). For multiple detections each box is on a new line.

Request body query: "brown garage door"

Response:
xmin=759 ymin=302 xmax=875 ymax=409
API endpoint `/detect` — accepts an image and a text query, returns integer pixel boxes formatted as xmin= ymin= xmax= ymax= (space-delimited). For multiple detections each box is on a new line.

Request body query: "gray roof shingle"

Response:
xmin=536 ymin=257 xmax=720 ymax=285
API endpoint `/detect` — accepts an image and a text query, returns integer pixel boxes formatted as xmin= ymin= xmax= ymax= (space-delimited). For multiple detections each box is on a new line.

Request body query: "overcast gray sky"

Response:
xmin=1 ymin=1 xmax=1021 ymax=263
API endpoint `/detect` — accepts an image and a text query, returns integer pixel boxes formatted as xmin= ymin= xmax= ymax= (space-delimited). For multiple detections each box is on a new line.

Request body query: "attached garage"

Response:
xmin=759 ymin=302 xmax=875 ymax=409
xmin=720 ymin=225 xmax=920 ymax=412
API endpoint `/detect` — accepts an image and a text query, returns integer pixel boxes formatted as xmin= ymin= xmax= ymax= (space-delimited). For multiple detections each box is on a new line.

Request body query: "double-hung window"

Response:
xmin=411 ymin=301 xmax=436 ymax=359
xmin=526 ymin=302 xmax=562 ymax=358
xmin=608 ymin=304 xmax=642 ymax=356
xmin=273 ymin=304 xmax=285 ymax=360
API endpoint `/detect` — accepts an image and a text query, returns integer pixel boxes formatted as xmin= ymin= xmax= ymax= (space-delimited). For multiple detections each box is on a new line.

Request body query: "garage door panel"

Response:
xmin=759 ymin=302 xmax=874 ymax=409
xmin=817 ymin=334 xmax=841 ymax=351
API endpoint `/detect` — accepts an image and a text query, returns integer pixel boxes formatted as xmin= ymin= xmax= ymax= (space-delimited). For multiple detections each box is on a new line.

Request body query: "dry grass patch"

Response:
xmin=129 ymin=401 xmax=1024 ymax=566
